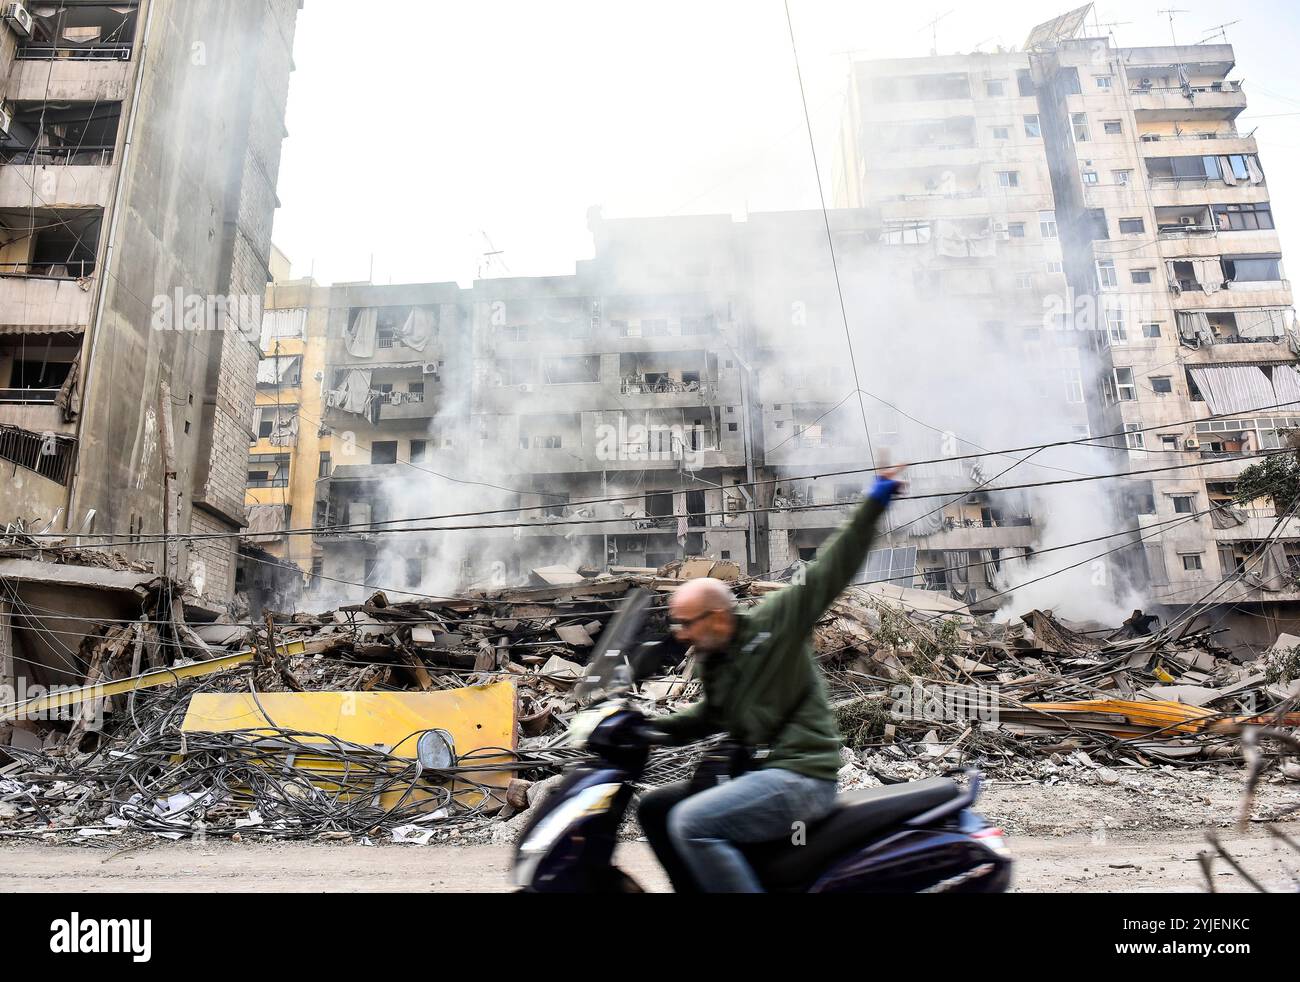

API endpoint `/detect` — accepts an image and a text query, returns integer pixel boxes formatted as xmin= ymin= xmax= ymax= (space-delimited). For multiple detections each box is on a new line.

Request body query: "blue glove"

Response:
xmin=867 ymin=476 xmax=901 ymax=505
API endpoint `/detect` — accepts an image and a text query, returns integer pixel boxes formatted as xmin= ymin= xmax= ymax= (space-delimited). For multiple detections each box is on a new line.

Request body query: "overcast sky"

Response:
xmin=272 ymin=0 xmax=1300 ymax=287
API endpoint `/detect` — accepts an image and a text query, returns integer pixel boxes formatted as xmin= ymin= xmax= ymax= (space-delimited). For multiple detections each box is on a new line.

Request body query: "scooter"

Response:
xmin=511 ymin=591 xmax=1014 ymax=893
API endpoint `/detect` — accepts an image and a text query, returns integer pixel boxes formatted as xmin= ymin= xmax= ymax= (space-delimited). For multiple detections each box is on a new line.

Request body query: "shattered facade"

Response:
xmin=0 ymin=0 xmax=301 ymax=603
xmin=835 ymin=38 xmax=1300 ymax=639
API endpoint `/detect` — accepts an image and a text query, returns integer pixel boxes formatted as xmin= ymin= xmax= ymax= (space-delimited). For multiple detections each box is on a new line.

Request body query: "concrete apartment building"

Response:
xmin=0 ymin=1 xmax=300 ymax=603
xmin=834 ymin=18 xmax=1300 ymax=638
xmin=290 ymin=207 xmax=1046 ymax=609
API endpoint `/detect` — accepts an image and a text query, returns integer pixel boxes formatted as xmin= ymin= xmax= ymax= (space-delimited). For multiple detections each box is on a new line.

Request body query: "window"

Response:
xmin=1081 ymin=169 xmax=1099 ymax=185
xmin=1143 ymin=323 xmax=1162 ymax=339
xmin=1071 ymin=113 xmax=1090 ymax=142
xmin=1132 ymin=269 xmax=1154 ymax=284
xmin=407 ymin=382 xmax=425 ymax=401
xmin=879 ymin=221 xmax=932 ymax=245
xmin=247 ymin=454 xmax=290 ymax=489
xmin=1064 ymin=367 xmax=1084 ymax=404
xmin=1096 ymin=76 xmax=1113 ymax=90
xmin=1182 ymin=554 xmax=1203 ymax=571
xmin=1151 ymin=376 xmax=1173 ymax=394
xmin=1113 ymin=367 xmax=1137 ymax=402
xmin=1039 ymin=212 xmax=1058 ymax=238
xmin=1125 ymin=424 xmax=1145 ymax=450
xmin=997 ymin=171 xmax=1019 ymax=188
xmin=682 ymin=315 xmax=716 ymax=336
xmin=410 ymin=440 xmax=428 ymax=464
xmin=1017 ymin=69 xmax=1035 ymax=96
xmin=1160 ymin=435 xmax=1179 ymax=450
xmin=992 ymin=126 xmax=1010 ymax=140
xmin=1103 ymin=119 xmax=1122 ymax=135
xmin=371 ymin=441 xmax=398 ymax=465
xmin=1224 ymin=256 xmax=1282 ymax=282
xmin=1106 ymin=307 xmax=1127 ymax=344
xmin=1119 ymin=217 xmax=1145 ymax=235
xmin=1023 ymin=114 xmax=1041 ymax=138
xmin=1016 ymin=272 xmax=1034 ymax=291
xmin=1096 ymin=259 xmax=1117 ymax=289
xmin=318 ymin=452 xmax=331 ymax=478
xmin=405 ymin=559 xmax=423 ymax=588
xmin=541 ymin=356 xmax=601 ymax=384
xmin=1008 ymin=222 xmax=1026 ymax=238
xmin=1114 ymin=169 xmax=1133 ymax=186
xmin=1173 ymin=496 xmax=1195 ymax=514
xmin=1047 ymin=260 xmax=1063 ymax=274
xmin=728 ymin=422 xmax=738 ymax=432
xmin=986 ymin=79 xmax=1005 ymax=97
xmin=1213 ymin=203 xmax=1274 ymax=231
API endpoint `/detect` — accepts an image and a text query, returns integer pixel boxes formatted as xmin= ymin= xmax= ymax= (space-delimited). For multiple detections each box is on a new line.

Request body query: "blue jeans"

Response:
xmin=666 ymin=767 xmax=838 ymax=893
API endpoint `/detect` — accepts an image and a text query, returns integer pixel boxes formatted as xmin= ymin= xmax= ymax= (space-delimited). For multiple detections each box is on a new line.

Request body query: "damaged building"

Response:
xmin=833 ymin=17 xmax=1300 ymax=644
xmin=0 ymin=1 xmax=301 ymax=611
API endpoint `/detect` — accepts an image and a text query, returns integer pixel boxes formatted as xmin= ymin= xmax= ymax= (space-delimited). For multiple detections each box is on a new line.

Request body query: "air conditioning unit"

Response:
xmin=1184 ymin=438 xmax=1200 ymax=450
xmin=1179 ymin=216 xmax=1196 ymax=226
xmin=421 ymin=363 xmax=439 ymax=375
xmin=518 ymin=384 xmax=533 ymax=394
xmin=4 ymin=3 xmax=33 ymax=38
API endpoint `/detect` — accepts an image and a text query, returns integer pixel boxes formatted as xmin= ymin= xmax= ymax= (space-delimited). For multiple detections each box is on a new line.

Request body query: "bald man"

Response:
xmin=636 ymin=470 xmax=903 ymax=893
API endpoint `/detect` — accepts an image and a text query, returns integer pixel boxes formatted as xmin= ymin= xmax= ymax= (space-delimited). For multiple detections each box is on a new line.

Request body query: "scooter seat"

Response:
xmin=745 ymin=777 xmax=963 ymax=892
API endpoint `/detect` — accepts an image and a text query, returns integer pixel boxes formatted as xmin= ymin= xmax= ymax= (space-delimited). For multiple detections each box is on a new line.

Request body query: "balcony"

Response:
xmin=12 ymin=55 xmax=133 ymax=103
xmin=0 ymin=162 xmax=116 ymax=210
xmin=0 ymin=273 xmax=94 ymax=327
xmin=1129 ymin=82 xmax=1247 ymax=122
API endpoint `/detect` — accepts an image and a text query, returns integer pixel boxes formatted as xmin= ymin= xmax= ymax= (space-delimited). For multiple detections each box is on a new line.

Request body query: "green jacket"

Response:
xmin=653 ymin=495 xmax=887 ymax=782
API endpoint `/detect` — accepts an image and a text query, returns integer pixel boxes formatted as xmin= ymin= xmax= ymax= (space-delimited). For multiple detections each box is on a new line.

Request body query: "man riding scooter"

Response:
xmin=636 ymin=467 xmax=904 ymax=893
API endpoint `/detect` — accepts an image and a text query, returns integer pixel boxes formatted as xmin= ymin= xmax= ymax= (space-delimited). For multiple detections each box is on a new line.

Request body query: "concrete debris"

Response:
xmin=1 ymin=568 xmax=1298 ymax=846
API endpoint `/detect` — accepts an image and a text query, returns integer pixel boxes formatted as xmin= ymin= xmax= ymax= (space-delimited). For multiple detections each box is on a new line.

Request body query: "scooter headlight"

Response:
xmin=514 ymin=782 xmax=620 ymax=888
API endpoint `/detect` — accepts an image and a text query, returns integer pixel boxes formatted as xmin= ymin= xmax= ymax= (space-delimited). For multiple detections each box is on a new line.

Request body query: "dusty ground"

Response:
xmin=0 ymin=830 xmax=1294 ymax=892
xmin=1 ymin=772 xmax=1295 ymax=892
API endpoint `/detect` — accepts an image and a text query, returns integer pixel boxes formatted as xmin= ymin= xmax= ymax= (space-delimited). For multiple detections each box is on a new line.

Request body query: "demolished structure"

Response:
xmin=0 ymin=0 xmax=301 ymax=603
xmin=1 ymin=562 xmax=1296 ymax=843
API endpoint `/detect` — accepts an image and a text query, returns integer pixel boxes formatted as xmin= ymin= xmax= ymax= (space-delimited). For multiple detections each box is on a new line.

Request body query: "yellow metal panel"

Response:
xmin=180 ymin=682 xmax=518 ymax=810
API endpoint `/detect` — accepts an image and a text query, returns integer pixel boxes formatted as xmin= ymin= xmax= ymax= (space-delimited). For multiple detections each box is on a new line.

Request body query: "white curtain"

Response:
xmin=1194 ymin=258 xmax=1225 ymax=293
xmin=395 ymin=307 xmax=435 ymax=352
xmin=1234 ymin=308 xmax=1287 ymax=340
xmin=1220 ymin=156 xmax=1238 ymax=186
xmin=345 ymin=308 xmax=378 ymax=358
xmin=1246 ymin=155 xmax=1265 ymax=184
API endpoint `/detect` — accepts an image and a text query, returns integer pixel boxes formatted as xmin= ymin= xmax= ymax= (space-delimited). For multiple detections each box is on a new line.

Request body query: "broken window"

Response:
xmin=1023 ymin=114 xmax=1040 ymax=138
xmin=1103 ymin=119 xmax=1122 ymax=135
xmin=1119 ymin=217 xmax=1145 ymax=235
xmin=1173 ymin=495 xmax=1195 ymax=514
xmin=1113 ymin=368 xmax=1137 ymax=402
xmin=21 ymin=3 xmax=138 ymax=60
xmin=1071 ymin=113 xmax=1090 ymax=142
xmin=257 ymin=354 xmax=302 ymax=387
xmin=371 ymin=441 xmax=398 ymax=465
xmin=1 ymin=103 xmax=122 ymax=165
xmin=0 ymin=209 xmax=102 ymax=278
xmin=410 ymin=440 xmax=428 ymax=464
xmin=1151 ymin=376 xmax=1173 ymax=394
xmin=1214 ymin=203 xmax=1274 ymax=231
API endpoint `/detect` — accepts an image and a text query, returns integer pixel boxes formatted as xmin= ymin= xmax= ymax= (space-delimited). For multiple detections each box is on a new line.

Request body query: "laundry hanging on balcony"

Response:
xmin=326 ymin=369 xmax=373 ymax=416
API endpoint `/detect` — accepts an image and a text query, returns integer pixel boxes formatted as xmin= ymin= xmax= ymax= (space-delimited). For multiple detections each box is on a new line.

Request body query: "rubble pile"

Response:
xmin=2 ymin=566 xmax=1298 ymax=845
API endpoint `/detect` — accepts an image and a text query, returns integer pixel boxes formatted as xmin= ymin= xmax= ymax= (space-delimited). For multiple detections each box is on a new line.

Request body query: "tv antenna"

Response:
xmin=1157 ymin=8 xmax=1188 ymax=46
xmin=919 ymin=9 xmax=954 ymax=56
xmin=477 ymin=231 xmax=511 ymax=280
xmin=1198 ymin=20 xmax=1241 ymax=44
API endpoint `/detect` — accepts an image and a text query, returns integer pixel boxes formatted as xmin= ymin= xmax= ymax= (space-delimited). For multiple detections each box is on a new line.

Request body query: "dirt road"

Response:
xmin=0 ymin=828 xmax=1293 ymax=892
